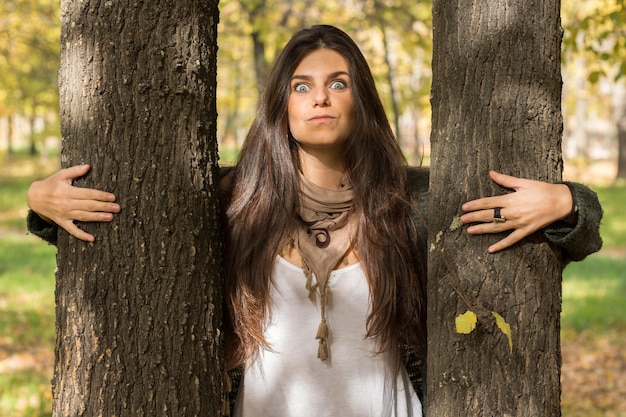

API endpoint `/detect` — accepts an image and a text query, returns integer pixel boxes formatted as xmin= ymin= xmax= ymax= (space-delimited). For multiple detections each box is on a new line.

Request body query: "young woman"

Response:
xmin=27 ymin=25 xmax=602 ymax=417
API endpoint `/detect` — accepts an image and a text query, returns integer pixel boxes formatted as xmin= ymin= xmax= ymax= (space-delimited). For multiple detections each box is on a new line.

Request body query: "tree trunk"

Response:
xmin=427 ymin=1 xmax=564 ymax=416
xmin=239 ymin=0 xmax=269 ymax=97
xmin=29 ymin=112 xmax=38 ymax=156
xmin=614 ymin=83 xmax=626 ymax=179
xmin=617 ymin=115 xmax=626 ymax=179
xmin=251 ymin=30 xmax=268 ymax=96
xmin=380 ymin=26 xmax=402 ymax=145
xmin=55 ymin=1 xmax=222 ymax=416
xmin=7 ymin=114 xmax=14 ymax=161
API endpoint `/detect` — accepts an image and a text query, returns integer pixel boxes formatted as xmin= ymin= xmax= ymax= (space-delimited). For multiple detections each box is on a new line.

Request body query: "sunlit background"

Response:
xmin=1 ymin=0 xmax=624 ymax=416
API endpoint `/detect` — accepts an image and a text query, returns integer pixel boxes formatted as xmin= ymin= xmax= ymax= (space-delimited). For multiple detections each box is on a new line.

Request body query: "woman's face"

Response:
xmin=287 ymin=48 xmax=355 ymax=154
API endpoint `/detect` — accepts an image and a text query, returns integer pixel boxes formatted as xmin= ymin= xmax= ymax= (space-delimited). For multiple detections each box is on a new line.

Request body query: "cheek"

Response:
xmin=344 ymin=107 xmax=356 ymax=131
xmin=287 ymin=103 xmax=303 ymax=135
xmin=287 ymin=112 xmax=297 ymax=136
xmin=287 ymin=102 xmax=295 ymax=127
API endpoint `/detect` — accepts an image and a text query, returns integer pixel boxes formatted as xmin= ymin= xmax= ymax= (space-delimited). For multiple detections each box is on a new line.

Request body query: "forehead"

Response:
xmin=292 ymin=48 xmax=350 ymax=75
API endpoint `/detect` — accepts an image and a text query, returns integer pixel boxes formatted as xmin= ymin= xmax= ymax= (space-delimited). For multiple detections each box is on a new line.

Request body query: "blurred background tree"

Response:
xmin=215 ymin=0 xmax=433 ymax=164
xmin=2 ymin=0 xmax=623 ymax=181
xmin=0 ymin=0 xmax=60 ymax=160
xmin=562 ymin=0 xmax=625 ymax=179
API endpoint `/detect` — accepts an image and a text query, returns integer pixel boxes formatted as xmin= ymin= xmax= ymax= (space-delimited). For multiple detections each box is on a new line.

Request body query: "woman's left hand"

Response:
xmin=460 ymin=171 xmax=576 ymax=253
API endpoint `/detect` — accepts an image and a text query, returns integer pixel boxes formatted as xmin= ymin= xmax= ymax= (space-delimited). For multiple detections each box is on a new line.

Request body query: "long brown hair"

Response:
xmin=223 ymin=25 xmax=425 ymax=370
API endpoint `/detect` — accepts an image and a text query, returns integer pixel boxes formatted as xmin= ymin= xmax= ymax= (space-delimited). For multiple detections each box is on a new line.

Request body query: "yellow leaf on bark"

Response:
xmin=455 ymin=310 xmax=477 ymax=334
xmin=492 ymin=311 xmax=513 ymax=353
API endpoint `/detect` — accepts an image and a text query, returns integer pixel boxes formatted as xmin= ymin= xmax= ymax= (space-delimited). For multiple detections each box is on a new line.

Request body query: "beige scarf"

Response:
xmin=294 ymin=174 xmax=355 ymax=361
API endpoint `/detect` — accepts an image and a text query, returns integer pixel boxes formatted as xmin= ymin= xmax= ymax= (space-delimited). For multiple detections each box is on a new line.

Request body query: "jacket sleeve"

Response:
xmin=26 ymin=209 xmax=58 ymax=246
xmin=543 ymin=181 xmax=603 ymax=262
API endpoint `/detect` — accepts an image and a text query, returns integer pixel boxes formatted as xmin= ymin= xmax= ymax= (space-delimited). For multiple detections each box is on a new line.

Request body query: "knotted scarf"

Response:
xmin=294 ymin=173 xmax=355 ymax=361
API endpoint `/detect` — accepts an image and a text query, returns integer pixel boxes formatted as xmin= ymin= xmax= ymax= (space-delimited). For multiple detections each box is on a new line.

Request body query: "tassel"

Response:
xmin=307 ymin=282 xmax=318 ymax=303
xmin=317 ymin=339 xmax=329 ymax=361
xmin=315 ymin=282 xmax=330 ymax=361
xmin=315 ymin=320 xmax=328 ymax=340
xmin=303 ymin=262 xmax=318 ymax=303
xmin=304 ymin=264 xmax=313 ymax=289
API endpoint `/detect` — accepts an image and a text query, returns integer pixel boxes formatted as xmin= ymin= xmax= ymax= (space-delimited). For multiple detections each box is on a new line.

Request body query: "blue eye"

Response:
xmin=294 ymin=83 xmax=310 ymax=93
xmin=330 ymin=80 xmax=347 ymax=90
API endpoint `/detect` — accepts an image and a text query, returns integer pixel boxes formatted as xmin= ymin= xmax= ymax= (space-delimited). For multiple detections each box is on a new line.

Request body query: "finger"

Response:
xmin=57 ymin=164 xmax=91 ymax=183
xmin=52 ymin=180 xmax=118 ymax=204
xmin=463 ymin=172 xmax=527 ymax=212
xmin=462 ymin=192 xmax=516 ymax=212
xmin=488 ymin=229 xmax=529 ymax=253
xmin=71 ymin=209 xmax=116 ymax=223
xmin=66 ymin=197 xmax=120 ymax=215
xmin=461 ymin=209 xmax=489 ymax=225
xmin=81 ymin=189 xmax=118 ymax=203
xmin=68 ymin=187 xmax=119 ymax=204
xmin=466 ymin=220 xmax=512 ymax=235
xmin=59 ymin=220 xmax=96 ymax=242
xmin=462 ymin=207 xmax=510 ymax=225
xmin=462 ymin=197 xmax=500 ymax=213
xmin=488 ymin=170 xmax=525 ymax=190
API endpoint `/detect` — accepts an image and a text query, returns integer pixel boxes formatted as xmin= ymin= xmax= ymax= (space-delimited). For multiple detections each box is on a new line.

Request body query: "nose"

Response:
xmin=313 ymin=87 xmax=330 ymax=107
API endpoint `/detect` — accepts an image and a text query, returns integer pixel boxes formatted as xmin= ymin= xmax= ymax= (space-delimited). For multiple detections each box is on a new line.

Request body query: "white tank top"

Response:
xmin=233 ymin=256 xmax=423 ymax=417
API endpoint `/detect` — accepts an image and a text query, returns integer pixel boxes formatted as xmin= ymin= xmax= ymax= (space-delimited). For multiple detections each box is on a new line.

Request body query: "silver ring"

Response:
xmin=493 ymin=207 xmax=506 ymax=223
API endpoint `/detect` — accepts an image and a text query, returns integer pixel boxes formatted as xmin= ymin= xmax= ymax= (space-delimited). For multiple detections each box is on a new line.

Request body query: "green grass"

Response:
xmin=562 ymin=254 xmax=626 ymax=332
xmin=0 ymin=175 xmax=33 ymax=232
xmin=0 ymin=176 xmax=33 ymax=231
xmin=0 ymin=235 xmax=56 ymax=417
xmin=561 ymin=182 xmax=626 ymax=336
xmin=593 ymin=184 xmax=626 ymax=249
xmin=0 ymin=152 xmax=57 ymax=417
xmin=0 ymin=371 xmax=52 ymax=417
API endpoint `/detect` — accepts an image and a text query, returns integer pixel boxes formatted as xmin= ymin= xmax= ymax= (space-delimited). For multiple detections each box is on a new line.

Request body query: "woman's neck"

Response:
xmin=299 ymin=149 xmax=346 ymax=190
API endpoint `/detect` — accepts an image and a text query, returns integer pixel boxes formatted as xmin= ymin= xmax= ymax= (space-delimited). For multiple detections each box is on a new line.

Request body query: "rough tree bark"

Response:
xmin=55 ymin=1 xmax=222 ymax=416
xmin=427 ymin=1 xmax=565 ymax=416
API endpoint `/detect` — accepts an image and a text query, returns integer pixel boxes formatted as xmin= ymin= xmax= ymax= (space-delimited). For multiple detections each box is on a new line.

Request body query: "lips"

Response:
xmin=308 ymin=115 xmax=336 ymax=121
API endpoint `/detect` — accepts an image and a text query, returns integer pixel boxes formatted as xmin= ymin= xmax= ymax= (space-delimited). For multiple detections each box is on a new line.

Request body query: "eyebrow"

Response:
xmin=290 ymin=71 xmax=350 ymax=82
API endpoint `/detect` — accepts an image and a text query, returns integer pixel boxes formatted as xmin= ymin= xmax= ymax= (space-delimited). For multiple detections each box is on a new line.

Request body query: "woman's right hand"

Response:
xmin=27 ymin=164 xmax=121 ymax=242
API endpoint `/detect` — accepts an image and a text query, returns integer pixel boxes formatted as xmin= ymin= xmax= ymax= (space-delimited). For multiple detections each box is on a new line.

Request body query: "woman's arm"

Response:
xmin=26 ymin=164 xmax=121 ymax=244
xmin=460 ymin=171 xmax=603 ymax=260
